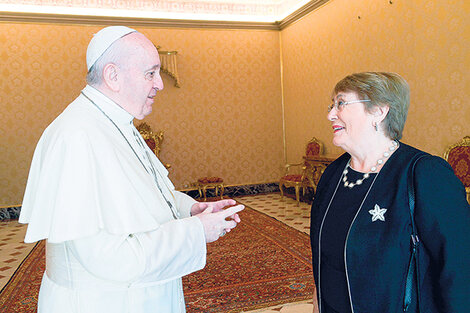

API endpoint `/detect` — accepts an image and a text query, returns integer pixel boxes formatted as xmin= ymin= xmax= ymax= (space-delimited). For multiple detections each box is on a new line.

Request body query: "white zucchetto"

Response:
xmin=86 ymin=26 xmax=137 ymax=71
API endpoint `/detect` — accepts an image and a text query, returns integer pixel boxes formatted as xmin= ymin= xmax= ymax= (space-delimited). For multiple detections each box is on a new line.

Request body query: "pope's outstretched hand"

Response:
xmin=195 ymin=201 xmax=244 ymax=243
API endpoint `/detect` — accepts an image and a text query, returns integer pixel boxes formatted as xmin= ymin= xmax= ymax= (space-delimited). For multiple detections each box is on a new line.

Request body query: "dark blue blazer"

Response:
xmin=310 ymin=142 xmax=470 ymax=313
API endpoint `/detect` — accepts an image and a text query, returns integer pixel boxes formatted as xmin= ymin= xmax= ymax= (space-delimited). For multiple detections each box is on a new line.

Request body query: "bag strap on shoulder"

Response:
xmin=404 ymin=153 xmax=427 ymax=312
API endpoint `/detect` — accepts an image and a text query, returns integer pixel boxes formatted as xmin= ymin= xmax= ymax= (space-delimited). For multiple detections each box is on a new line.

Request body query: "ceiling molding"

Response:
xmin=0 ymin=11 xmax=280 ymax=30
xmin=278 ymin=0 xmax=329 ymax=29
xmin=0 ymin=0 xmax=330 ymax=30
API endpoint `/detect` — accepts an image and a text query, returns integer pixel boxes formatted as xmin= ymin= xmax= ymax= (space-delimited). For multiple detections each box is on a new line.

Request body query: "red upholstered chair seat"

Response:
xmin=281 ymin=174 xmax=303 ymax=182
xmin=197 ymin=177 xmax=224 ymax=201
xmin=197 ymin=177 xmax=223 ymax=184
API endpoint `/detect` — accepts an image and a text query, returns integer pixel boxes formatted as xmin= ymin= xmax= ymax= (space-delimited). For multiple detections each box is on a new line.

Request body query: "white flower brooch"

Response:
xmin=369 ymin=204 xmax=387 ymax=222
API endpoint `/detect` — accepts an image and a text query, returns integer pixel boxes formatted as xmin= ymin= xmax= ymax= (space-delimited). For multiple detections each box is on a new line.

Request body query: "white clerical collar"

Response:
xmin=82 ymin=85 xmax=134 ymax=125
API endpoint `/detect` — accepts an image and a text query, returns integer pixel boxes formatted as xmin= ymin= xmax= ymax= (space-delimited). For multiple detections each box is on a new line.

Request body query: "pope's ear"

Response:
xmin=102 ymin=63 xmax=120 ymax=92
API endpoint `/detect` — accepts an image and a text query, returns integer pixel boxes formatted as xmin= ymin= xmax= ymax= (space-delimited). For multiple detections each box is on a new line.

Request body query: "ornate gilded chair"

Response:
xmin=136 ymin=122 xmax=171 ymax=169
xmin=279 ymin=137 xmax=326 ymax=206
xmin=444 ymin=136 xmax=470 ymax=203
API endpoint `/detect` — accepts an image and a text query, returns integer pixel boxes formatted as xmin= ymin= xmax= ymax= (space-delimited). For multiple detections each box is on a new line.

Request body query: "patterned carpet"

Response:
xmin=0 ymin=204 xmax=315 ymax=313
xmin=183 ymin=206 xmax=314 ymax=312
xmin=0 ymin=241 xmax=42 ymax=313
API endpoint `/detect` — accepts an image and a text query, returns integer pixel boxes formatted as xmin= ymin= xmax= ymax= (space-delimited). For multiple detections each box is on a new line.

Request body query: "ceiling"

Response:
xmin=0 ymin=0 xmax=330 ymax=29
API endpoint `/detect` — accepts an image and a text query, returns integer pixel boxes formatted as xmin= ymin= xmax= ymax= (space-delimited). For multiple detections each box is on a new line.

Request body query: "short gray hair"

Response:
xmin=86 ymin=38 xmax=128 ymax=86
xmin=333 ymin=72 xmax=410 ymax=140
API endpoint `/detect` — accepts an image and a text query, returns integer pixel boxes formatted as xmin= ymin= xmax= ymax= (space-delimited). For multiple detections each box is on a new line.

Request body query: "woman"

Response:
xmin=310 ymin=72 xmax=470 ymax=313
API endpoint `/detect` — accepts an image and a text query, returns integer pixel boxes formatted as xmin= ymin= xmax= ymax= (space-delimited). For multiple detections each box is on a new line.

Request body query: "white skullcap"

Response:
xmin=86 ymin=26 xmax=137 ymax=71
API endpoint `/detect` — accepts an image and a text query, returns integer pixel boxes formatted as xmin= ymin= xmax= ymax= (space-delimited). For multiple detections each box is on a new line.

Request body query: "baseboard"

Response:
xmin=0 ymin=206 xmax=22 ymax=220
xmin=0 ymin=183 xmax=282 ymax=220
xmin=183 ymin=182 xmax=280 ymax=199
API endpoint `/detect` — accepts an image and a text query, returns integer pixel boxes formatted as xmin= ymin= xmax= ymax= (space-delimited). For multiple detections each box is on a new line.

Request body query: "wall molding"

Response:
xmin=0 ymin=0 xmax=329 ymax=30
xmin=278 ymin=0 xmax=329 ymax=29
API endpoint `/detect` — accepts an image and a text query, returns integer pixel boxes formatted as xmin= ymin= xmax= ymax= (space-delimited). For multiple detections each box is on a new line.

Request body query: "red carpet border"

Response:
xmin=0 ymin=206 xmax=314 ymax=312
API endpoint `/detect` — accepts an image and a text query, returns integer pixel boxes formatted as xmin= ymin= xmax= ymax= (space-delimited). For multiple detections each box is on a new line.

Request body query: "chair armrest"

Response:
xmin=284 ymin=162 xmax=303 ymax=174
xmin=285 ymin=162 xmax=303 ymax=168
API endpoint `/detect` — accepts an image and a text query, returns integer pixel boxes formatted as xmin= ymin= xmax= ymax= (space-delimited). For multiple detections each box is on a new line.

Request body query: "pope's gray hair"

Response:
xmin=86 ymin=37 xmax=129 ymax=86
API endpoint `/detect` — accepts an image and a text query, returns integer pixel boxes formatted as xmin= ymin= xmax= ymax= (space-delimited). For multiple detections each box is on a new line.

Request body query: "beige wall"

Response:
xmin=0 ymin=24 xmax=284 ymax=206
xmin=281 ymin=0 xmax=470 ymax=162
xmin=1 ymin=0 xmax=469 ymax=206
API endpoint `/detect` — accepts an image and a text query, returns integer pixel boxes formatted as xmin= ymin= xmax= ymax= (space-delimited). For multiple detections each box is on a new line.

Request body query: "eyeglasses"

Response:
xmin=327 ymin=99 xmax=371 ymax=112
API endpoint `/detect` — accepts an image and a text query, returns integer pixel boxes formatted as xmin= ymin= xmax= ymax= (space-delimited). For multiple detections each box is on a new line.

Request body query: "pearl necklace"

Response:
xmin=342 ymin=141 xmax=399 ymax=189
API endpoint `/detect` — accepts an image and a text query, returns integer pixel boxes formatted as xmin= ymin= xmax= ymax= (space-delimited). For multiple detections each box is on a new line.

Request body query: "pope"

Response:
xmin=19 ymin=26 xmax=244 ymax=313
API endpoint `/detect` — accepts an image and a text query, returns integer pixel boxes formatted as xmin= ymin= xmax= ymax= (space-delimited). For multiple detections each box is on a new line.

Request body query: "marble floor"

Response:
xmin=0 ymin=192 xmax=315 ymax=313
xmin=0 ymin=220 xmax=32 ymax=288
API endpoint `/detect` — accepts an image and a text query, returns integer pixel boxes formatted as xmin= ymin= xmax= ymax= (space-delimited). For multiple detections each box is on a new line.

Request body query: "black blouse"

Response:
xmin=320 ymin=165 xmax=377 ymax=313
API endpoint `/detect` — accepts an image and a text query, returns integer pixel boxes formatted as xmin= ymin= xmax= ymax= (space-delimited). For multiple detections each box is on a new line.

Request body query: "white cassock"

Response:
xmin=19 ymin=85 xmax=206 ymax=313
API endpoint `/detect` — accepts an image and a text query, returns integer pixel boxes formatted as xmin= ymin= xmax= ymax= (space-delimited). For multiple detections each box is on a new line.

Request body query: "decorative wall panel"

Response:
xmin=0 ymin=24 xmax=284 ymax=205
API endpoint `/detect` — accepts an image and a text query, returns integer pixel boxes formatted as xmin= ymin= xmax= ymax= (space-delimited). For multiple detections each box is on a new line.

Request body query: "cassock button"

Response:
xmin=128 ymin=234 xmax=134 ymax=238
